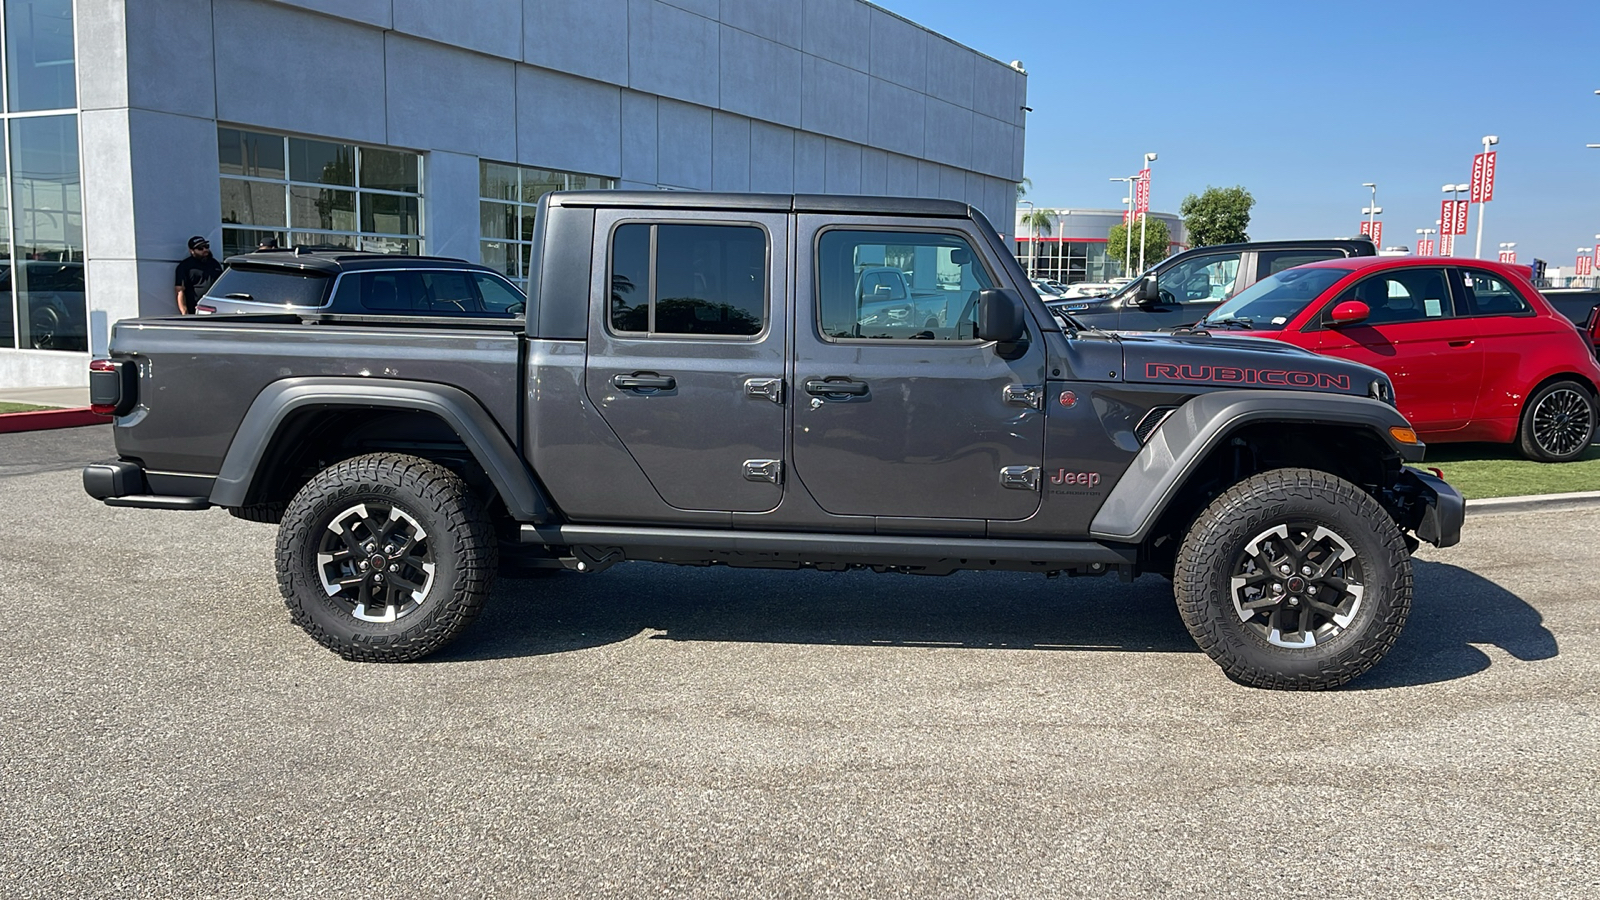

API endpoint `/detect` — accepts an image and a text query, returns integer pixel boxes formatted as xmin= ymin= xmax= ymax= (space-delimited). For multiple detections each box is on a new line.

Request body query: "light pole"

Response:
xmin=1361 ymin=183 xmax=1379 ymax=238
xmin=1017 ymin=200 xmax=1035 ymax=277
xmin=1138 ymin=152 xmax=1157 ymax=275
xmin=1473 ymin=135 xmax=1498 ymax=259
xmin=1416 ymin=227 xmax=1436 ymax=257
xmin=1110 ymin=176 xmax=1136 ymax=276
xmin=1442 ymin=183 xmax=1469 ymax=256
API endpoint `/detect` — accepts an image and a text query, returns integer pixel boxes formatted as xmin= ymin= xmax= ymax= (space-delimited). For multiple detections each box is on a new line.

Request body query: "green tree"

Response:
xmin=1016 ymin=177 xmax=1032 ymax=201
xmin=1106 ymin=218 xmax=1172 ymax=272
xmin=1180 ymin=186 xmax=1255 ymax=247
xmin=1018 ymin=207 xmax=1056 ymax=275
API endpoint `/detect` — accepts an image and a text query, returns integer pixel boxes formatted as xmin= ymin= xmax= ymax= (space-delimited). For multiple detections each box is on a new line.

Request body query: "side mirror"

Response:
xmin=1329 ymin=299 xmax=1369 ymax=326
xmin=976 ymin=289 xmax=1027 ymax=343
xmin=1136 ymin=275 xmax=1159 ymax=305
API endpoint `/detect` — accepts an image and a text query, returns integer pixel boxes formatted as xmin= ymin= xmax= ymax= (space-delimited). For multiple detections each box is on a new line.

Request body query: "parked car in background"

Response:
xmin=1061 ymin=282 xmax=1115 ymax=299
xmin=1030 ymin=277 xmax=1066 ymax=298
xmin=1048 ymin=238 xmax=1377 ymax=331
xmin=2 ymin=260 xmax=87 ymax=351
xmin=1193 ymin=256 xmax=1600 ymax=461
xmin=1542 ymin=288 xmax=1600 ymax=351
xmin=197 ymin=251 xmax=525 ymax=317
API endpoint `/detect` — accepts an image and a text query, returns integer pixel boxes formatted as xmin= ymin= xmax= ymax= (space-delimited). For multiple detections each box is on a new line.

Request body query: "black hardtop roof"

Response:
xmin=1171 ymin=237 xmax=1377 ymax=255
xmin=546 ymin=190 xmax=973 ymax=218
xmin=220 ymin=250 xmax=490 ymax=275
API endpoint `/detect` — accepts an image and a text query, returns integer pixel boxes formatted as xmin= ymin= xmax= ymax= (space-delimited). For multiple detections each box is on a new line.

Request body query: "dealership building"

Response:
xmin=0 ymin=0 xmax=1027 ymax=388
xmin=1013 ymin=207 xmax=1186 ymax=285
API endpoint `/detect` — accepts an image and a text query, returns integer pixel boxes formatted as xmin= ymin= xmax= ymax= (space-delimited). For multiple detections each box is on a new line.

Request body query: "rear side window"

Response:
xmin=608 ymin=223 xmax=767 ymax=337
xmin=332 ymin=269 xmax=522 ymax=315
xmin=1459 ymin=269 xmax=1533 ymax=316
xmin=205 ymin=266 xmax=330 ymax=307
xmin=1258 ymin=250 xmax=1342 ymax=278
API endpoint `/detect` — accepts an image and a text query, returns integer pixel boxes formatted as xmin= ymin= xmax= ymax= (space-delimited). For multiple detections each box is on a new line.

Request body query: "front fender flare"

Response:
xmin=1088 ymin=389 xmax=1420 ymax=543
xmin=209 ymin=377 xmax=551 ymax=523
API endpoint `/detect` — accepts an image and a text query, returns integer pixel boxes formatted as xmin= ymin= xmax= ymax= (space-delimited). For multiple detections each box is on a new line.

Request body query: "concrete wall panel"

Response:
xmin=75 ymin=0 xmax=128 ymax=112
xmin=794 ymin=132 xmax=825 ymax=193
xmin=620 ymin=91 xmax=659 ymax=185
xmin=866 ymin=77 xmax=924 ymax=160
xmin=515 ymin=66 xmax=622 ymax=176
xmin=629 ymin=0 xmax=719 ymax=109
xmin=214 ymin=0 xmax=386 ymax=144
xmin=719 ymin=0 xmax=801 ymax=47
xmin=79 ymin=109 xmax=137 ymax=262
xmin=921 ymin=97 xmax=972 ymax=171
xmin=939 ymin=165 xmax=966 ymax=203
xmin=824 ymin=139 xmax=861 ymax=194
xmin=801 ymin=0 xmax=869 ymax=72
xmin=127 ymin=109 xmax=223 ymax=263
xmin=974 ymin=58 xmax=1019 ymax=125
xmin=800 ymin=56 xmax=869 ymax=145
xmin=749 ymin=121 xmax=794 ymax=193
xmin=86 ymin=259 xmax=140 ymax=352
xmin=660 ymin=0 xmax=717 ymax=17
xmin=916 ymin=159 xmax=941 ymax=199
xmin=395 ymin=0 xmax=522 ymax=61
xmin=124 ymin=0 xmax=216 ymax=119
xmin=970 ymin=113 xmax=1013 ymax=180
xmin=266 ymin=0 xmax=392 ymax=28
xmin=866 ymin=10 xmax=925 ymax=93
xmin=711 ymin=112 xmax=751 ymax=192
xmin=387 ymin=36 xmax=517 ymax=159
xmin=656 ymin=99 xmax=713 ymax=190
xmin=425 ymin=150 xmax=483 ymax=261
xmin=719 ymin=26 xmax=802 ymax=129
xmin=523 ymin=0 xmax=629 ymax=87
xmin=885 ymin=152 xmax=919 ymax=197
xmin=925 ymin=37 xmax=974 ymax=110
xmin=859 ymin=147 xmax=887 ymax=196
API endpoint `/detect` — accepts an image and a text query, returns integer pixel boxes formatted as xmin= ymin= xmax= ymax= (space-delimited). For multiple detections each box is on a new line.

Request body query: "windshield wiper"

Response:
xmin=1205 ymin=315 xmax=1253 ymax=329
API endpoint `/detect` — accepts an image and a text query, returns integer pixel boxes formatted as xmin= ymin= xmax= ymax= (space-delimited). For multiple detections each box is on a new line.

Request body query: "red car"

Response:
xmin=1195 ymin=256 xmax=1600 ymax=461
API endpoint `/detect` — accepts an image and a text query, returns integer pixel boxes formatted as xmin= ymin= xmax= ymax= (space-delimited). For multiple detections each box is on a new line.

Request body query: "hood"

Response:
xmin=1117 ymin=331 xmax=1392 ymax=400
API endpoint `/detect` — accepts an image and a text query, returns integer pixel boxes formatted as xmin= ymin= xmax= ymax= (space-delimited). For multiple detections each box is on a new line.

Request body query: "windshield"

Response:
xmin=1202 ymin=267 xmax=1349 ymax=329
xmin=205 ymin=266 xmax=331 ymax=308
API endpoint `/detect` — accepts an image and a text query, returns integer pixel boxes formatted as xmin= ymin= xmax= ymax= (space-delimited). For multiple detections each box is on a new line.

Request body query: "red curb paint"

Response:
xmin=0 ymin=407 xmax=109 ymax=434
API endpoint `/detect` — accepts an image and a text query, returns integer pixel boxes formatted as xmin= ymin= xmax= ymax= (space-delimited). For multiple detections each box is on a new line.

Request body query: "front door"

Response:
xmin=790 ymin=217 xmax=1047 ymax=521
xmin=1298 ymin=266 xmax=1482 ymax=432
xmin=1128 ymin=249 xmax=1244 ymax=329
xmin=584 ymin=211 xmax=789 ymax=512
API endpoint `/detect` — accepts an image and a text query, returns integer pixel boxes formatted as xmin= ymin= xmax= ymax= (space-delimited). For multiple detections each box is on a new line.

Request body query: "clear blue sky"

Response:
xmin=886 ymin=0 xmax=1600 ymax=268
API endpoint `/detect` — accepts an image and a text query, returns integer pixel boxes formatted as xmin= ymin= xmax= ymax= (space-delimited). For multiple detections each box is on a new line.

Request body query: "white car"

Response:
xmin=1030 ymin=278 xmax=1067 ymax=298
xmin=1061 ymin=282 xmax=1116 ymax=299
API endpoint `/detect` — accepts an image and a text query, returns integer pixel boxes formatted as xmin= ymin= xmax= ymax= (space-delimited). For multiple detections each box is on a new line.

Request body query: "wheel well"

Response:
xmin=1141 ymin=422 xmax=1401 ymax=576
xmin=239 ymin=408 xmax=501 ymax=516
xmin=1523 ymin=372 xmax=1598 ymax=411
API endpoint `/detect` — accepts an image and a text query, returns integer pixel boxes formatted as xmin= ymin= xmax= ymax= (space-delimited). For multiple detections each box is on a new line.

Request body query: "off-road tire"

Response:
xmin=1518 ymin=379 xmax=1596 ymax=463
xmin=275 ymin=453 xmax=496 ymax=661
xmin=1173 ymin=468 xmax=1411 ymax=690
xmin=228 ymin=502 xmax=285 ymax=524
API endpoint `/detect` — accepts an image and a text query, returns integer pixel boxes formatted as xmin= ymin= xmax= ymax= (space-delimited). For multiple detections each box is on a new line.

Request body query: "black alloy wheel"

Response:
xmin=1519 ymin=380 xmax=1597 ymax=463
xmin=1228 ymin=522 xmax=1365 ymax=650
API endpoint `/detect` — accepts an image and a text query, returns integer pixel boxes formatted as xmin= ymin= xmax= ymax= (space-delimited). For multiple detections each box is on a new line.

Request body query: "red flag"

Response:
xmin=1371 ymin=222 xmax=1382 ymax=246
xmin=1480 ymin=152 xmax=1496 ymax=203
xmin=1470 ymin=153 xmax=1486 ymax=203
xmin=1360 ymin=221 xmax=1371 ymax=236
xmin=1454 ymin=200 xmax=1469 ymax=235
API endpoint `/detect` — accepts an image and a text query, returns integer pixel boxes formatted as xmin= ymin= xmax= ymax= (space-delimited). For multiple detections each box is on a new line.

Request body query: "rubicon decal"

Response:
xmin=1145 ymin=363 xmax=1350 ymax=391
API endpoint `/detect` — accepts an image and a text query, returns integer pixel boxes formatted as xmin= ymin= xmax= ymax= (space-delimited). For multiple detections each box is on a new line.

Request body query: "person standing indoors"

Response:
xmin=175 ymin=235 xmax=222 ymax=314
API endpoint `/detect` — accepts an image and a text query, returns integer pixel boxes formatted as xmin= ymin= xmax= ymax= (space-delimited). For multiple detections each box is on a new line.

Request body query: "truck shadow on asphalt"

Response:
xmin=438 ymin=560 xmax=1556 ymax=689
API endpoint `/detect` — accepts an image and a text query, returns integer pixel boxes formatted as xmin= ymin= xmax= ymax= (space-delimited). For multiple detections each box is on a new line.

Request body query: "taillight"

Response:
xmin=196 ymin=304 xmax=215 ymax=315
xmin=88 ymin=358 xmax=135 ymax=416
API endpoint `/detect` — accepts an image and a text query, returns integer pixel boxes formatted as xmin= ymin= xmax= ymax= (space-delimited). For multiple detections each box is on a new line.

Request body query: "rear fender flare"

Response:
xmin=1088 ymin=389 xmax=1418 ymax=543
xmin=209 ymin=377 xmax=551 ymax=523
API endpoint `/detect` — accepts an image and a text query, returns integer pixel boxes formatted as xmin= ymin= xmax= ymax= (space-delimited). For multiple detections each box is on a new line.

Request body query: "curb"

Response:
xmin=1466 ymin=490 xmax=1600 ymax=517
xmin=0 ymin=407 xmax=109 ymax=435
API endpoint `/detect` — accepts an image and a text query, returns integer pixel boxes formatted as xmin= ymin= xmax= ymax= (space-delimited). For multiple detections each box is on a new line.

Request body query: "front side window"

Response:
xmin=218 ymin=127 xmax=424 ymax=257
xmin=1459 ymin=269 xmax=1532 ymax=316
xmin=1346 ymin=268 xmax=1452 ymax=325
xmin=609 ymin=223 xmax=767 ymax=337
xmin=818 ymin=230 xmax=993 ymax=341
xmin=1159 ymin=252 xmax=1242 ymax=305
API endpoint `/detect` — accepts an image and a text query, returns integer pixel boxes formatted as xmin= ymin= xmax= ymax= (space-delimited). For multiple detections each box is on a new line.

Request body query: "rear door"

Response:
xmin=790 ymin=217 xmax=1047 ymax=521
xmin=1298 ymin=266 xmax=1482 ymax=431
xmin=583 ymin=211 xmax=789 ymax=513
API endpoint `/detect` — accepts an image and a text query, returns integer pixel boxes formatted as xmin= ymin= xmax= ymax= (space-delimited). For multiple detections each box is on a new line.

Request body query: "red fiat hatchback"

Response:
xmin=1195 ymin=256 xmax=1600 ymax=461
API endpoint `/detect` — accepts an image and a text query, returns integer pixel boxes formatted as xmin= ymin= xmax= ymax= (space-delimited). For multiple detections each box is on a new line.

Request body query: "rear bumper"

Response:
xmin=83 ymin=461 xmax=212 ymax=511
xmin=1395 ymin=467 xmax=1463 ymax=549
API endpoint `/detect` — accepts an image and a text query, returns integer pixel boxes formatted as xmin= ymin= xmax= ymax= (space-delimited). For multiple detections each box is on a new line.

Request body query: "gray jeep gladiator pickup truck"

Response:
xmin=84 ymin=192 xmax=1462 ymax=690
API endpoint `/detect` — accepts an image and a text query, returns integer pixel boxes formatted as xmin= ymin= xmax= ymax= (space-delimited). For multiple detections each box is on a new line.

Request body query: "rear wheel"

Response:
xmin=1518 ymin=379 xmax=1596 ymax=462
xmin=1173 ymin=468 xmax=1411 ymax=690
xmin=275 ymin=453 xmax=496 ymax=661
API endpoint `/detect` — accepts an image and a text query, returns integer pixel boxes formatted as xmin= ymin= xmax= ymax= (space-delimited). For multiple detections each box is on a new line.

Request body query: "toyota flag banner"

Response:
xmin=1471 ymin=152 xmax=1498 ymax=204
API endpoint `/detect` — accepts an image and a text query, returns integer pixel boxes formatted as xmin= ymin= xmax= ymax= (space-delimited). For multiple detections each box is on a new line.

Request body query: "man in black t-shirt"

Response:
xmin=174 ymin=235 xmax=222 ymax=314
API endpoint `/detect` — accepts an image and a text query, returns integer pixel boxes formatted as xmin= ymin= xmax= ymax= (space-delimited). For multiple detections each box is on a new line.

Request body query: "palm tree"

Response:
xmin=1020 ymin=207 xmax=1055 ymax=277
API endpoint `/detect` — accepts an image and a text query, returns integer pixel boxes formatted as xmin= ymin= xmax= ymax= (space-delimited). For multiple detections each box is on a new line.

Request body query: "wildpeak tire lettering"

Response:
xmin=1145 ymin=362 xmax=1351 ymax=391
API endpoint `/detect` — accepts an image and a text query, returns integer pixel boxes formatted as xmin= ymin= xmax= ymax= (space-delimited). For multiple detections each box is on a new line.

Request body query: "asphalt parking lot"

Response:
xmin=2 ymin=425 xmax=1597 ymax=898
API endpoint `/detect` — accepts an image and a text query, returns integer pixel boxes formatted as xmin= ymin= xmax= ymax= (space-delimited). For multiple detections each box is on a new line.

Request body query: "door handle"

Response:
xmin=804 ymin=378 xmax=869 ymax=397
xmin=1448 ymin=340 xmax=1474 ymax=348
xmin=612 ymin=372 xmax=676 ymax=392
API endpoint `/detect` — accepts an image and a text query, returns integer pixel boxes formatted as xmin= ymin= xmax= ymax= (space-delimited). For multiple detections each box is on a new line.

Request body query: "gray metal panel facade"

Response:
xmin=14 ymin=0 xmax=1025 ymax=388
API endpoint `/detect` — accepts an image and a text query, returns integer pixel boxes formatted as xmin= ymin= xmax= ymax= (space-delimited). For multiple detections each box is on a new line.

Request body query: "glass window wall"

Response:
xmin=479 ymin=161 xmax=615 ymax=290
xmin=218 ymin=127 xmax=425 ymax=257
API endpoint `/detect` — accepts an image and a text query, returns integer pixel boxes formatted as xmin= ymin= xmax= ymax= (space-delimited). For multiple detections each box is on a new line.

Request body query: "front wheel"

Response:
xmin=1173 ymin=468 xmax=1412 ymax=690
xmin=1518 ymin=379 xmax=1596 ymax=462
xmin=275 ymin=453 xmax=496 ymax=661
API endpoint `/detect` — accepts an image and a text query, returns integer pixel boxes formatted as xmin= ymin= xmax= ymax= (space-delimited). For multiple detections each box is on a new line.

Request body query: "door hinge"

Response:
xmin=999 ymin=465 xmax=1041 ymax=491
xmin=745 ymin=377 xmax=784 ymax=405
xmin=1003 ymin=383 xmax=1043 ymax=409
xmin=743 ymin=459 xmax=783 ymax=485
